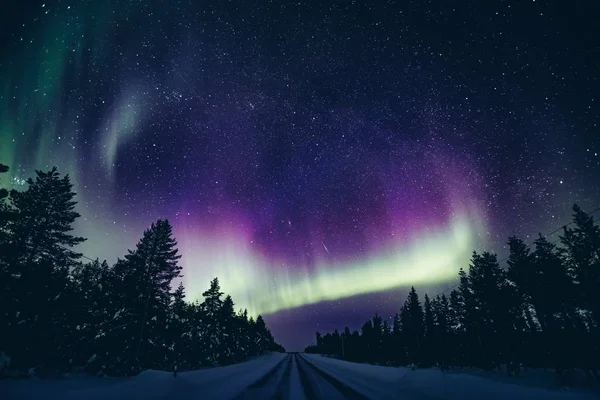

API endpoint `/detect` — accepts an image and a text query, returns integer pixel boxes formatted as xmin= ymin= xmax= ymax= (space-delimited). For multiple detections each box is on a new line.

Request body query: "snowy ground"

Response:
xmin=2 ymin=353 xmax=598 ymax=399
xmin=302 ymin=354 xmax=599 ymax=399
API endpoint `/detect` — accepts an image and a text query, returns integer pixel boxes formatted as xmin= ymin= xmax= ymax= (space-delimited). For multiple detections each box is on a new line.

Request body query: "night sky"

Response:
xmin=1 ymin=0 xmax=599 ymax=351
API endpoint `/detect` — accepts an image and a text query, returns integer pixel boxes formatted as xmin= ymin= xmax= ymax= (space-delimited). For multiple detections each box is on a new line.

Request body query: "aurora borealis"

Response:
xmin=1 ymin=0 xmax=599 ymax=350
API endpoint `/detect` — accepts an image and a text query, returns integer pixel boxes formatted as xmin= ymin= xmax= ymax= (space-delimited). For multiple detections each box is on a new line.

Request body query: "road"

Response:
xmin=233 ymin=353 xmax=368 ymax=400
xmin=2 ymin=352 xmax=597 ymax=399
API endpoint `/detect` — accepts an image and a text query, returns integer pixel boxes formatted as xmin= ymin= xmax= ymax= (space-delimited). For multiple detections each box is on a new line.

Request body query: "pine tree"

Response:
xmin=1 ymin=165 xmax=286 ymax=376
xmin=532 ymin=235 xmax=575 ymax=330
xmin=467 ymin=251 xmax=508 ymax=369
xmin=0 ymin=163 xmax=11 ymax=230
xmin=381 ymin=319 xmax=392 ymax=365
xmin=372 ymin=313 xmax=383 ymax=362
xmin=505 ymin=236 xmax=538 ymax=367
xmin=532 ymin=234 xmax=580 ymax=372
xmin=400 ymin=287 xmax=424 ymax=366
xmin=187 ymin=301 xmax=207 ymax=369
xmin=166 ymin=282 xmax=188 ymax=369
xmin=506 ymin=237 xmax=533 ymax=295
xmin=422 ymin=294 xmax=435 ymax=367
xmin=0 ymin=167 xmax=85 ymax=371
xmin=254 ymin=315 xmax=276 ymax=353
xmin=0 ymin=163 xmax=8 ymax=200
xmin=456 ymin=267 xmax=473 ymax=332
xmin=104 ymin=219 xmax=182 ymax=375
xmin=360 ymin=319 xmax=374 ymax=362
xmin=235 ymin=309 xmax=251 ymax=360
xmin=331 ymin=329 xmax=342 ymax=357
xmin=342 ymin=327 xmax=351 ymax=359
xmin=423 ymin=294 xmax=435 ymax=338
xmin=67 ymin=259 xmax=113 ymax=370
xmin=506 ymin=237 xmax=537 ymax=331
xmin=0 ymin=163 xmax=12 ymax=354
xmin=201 ymin=277 xmax=224 ymax=365
xmin=433 ymin=294 xmax=451 ymax=368
xmin=561 ymin=204 xmax=600 ymax=326
xmin=219 ymin=295 xmax=237 ymax=364
xmin=305 ymin=205 xmax=600 ymax=374
xmin=446 ymin=289 xmax=463 ymax=366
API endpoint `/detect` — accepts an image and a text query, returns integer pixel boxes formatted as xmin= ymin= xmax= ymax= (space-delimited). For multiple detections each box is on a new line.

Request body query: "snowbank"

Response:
xmin=301 ymin=354 xmax=599 ymax=400
xmin=1 ymin=353 xmax=288 ymax=400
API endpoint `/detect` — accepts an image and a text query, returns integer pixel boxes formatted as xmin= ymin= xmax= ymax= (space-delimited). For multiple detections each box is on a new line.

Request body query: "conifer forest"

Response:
xmin=0 ymin=164 xmax=285 ymax=377
xmin=2 ymin=0 xmax=600 ymax=398
xmin=306 ymin=205 xmax=600 ymax=382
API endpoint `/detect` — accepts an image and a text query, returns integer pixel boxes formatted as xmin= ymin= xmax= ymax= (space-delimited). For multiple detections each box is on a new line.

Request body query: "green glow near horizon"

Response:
xmin=181 ymin=212 xmax=483 ymax=316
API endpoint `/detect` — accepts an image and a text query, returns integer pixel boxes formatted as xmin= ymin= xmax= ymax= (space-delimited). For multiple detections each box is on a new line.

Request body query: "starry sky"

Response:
xmin=1 ymin=0 xmax=599 ymax=351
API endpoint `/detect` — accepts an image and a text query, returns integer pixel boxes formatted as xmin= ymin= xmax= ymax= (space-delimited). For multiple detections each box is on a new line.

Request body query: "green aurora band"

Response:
xmin=0 ymin=2 xmax=491 ymax=318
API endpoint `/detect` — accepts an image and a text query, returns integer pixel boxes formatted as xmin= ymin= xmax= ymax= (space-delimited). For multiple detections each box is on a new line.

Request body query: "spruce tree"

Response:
xmin=422 ymin=294 xmax=435 ymax=366
xmin=305 ymin=205 xmax=600 ymax=374
xmin=188 ymin=301 xmax=207 ymax=369
xmin=532 ymin=235 xmax=575 ymax=330
xmin=219 ymin=295 xmax=237 ymax=364
xmin=360 ymin=320 xmax=374 ymax=362
xmin=0 ymin=163 xmax=11 ymax=354
xmin=372 ymin=313 xmax=383 ymax=362
xmin=68 ymin=259 xmax=114 ymax=370
xmin=0 ymin=163 xmax=11 ymax=229
xmin=381 ymin=319 xmax=391 ymax=364
xmin=433 ymin=294 xmax=450 ymax=368
xmin=506 ymin=237 xmax=537 ymax=331
xmin=167 ymin=282 xmax=188 ymax=369
xmin=254 ymin=315 xmax=276 ymax=353
xmin=561 ymin=204 xmax=600 ymax=326
xmin=533 ymin=234 xmax=580 ymax=372
xmin=342 ymin=327 xmax=352 ymax=359
xmin=0 ymin=163 xmax=8 ymax=200
xmin=447 ymin=289 xmax=463 ymax=366
xmin=401 ymin=287 xmax=424 ymax=366
xmin=467 ymin=251 xmax=508 ymax=369
xmin=201 ymin=277 xmax=224 ymax=365
xmin=1 ymin=167 xmax=85 ymax=371
xmin=105 ymin=219 xmax=182 ymax=375
xmin=236 ymin=309 xmax=252 ymax=360
xmin=506 ymin=236 xmax=539 ymax=367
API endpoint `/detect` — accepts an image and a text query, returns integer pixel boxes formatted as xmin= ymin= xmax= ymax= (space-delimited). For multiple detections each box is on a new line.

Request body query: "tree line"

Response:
xmin=0 ymin=164 xmax=284 ymax=377
xmin=306 ymin=204 xmax=600 ymax=382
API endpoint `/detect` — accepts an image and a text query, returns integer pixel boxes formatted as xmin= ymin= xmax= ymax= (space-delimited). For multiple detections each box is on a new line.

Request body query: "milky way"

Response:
xmin=1 ymin=0 xmax=599 ymax=350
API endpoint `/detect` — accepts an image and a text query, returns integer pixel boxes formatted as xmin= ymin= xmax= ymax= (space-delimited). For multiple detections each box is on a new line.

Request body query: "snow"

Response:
xmin=0 ymin=352 xmax=288 ymax=400
xmin=301 ymin=354 xmax=599 ymax=399
xmin=2 ymin=352 xmax=597 ymax=399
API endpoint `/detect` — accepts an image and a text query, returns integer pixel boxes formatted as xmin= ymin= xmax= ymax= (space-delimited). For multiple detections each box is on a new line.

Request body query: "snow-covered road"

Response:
xmin=2 ymin=353 xmax=598 ymax=399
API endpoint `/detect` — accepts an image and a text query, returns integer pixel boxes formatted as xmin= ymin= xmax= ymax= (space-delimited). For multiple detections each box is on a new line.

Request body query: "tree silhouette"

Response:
xmin=0 ymin=166 xmax=285 ymax=377
xmin=1 ymin=167 xmax=85 ymax=371
xmin=401 ymin=287 xmax=424 ymax=366
xmin=306 ymin=204 xmax=600 ymax=384
xmin=0 ymin=163 xmax=10 ymax=228
xmin=202 ymin=277 xmax=224 ymax=365
xmin=422 ymin=294 xmax=435 ymax=367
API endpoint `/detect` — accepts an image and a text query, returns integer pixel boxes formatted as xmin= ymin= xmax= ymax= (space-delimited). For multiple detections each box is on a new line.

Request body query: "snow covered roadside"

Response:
xmin=301 ymin=354 xmax=599 ymax=400
xmin=1 ymin=352 xmax=288 ymax=400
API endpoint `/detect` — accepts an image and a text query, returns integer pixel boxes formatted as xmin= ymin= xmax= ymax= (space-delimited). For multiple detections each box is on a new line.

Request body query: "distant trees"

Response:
xmin=0 ymin=166 xmax=284 ymax=377
xmin=306 ymin=204 xmax=600 ymax=380
xmin=0 ymin=163 xmax=10 ymax=225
